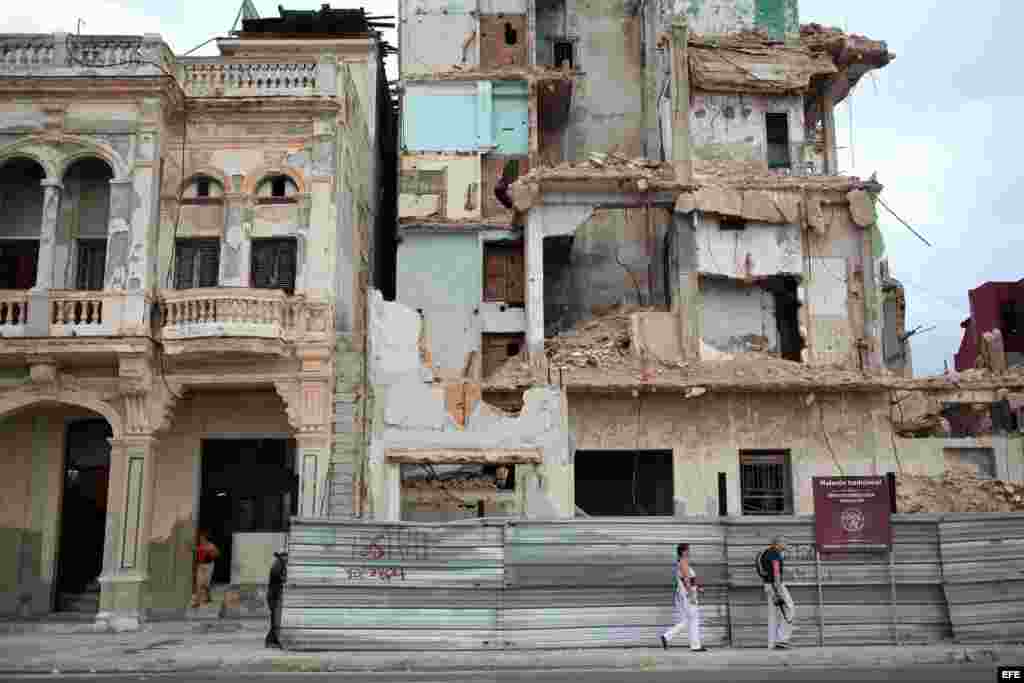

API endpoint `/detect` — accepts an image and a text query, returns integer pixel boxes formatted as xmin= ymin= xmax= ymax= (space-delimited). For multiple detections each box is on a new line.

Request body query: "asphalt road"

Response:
xmin=0 ymin=665 xmax=1001 ymax=683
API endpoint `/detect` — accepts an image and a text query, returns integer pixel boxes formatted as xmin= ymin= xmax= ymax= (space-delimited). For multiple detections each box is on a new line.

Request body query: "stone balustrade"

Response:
xmin=49 ymin=290 xmax=148 ymax=337
xmin=0 ymin=33 xmax=174 ymax=76
xmin=0 ymin=292 xmax=30 ymax=335
xmin=180 ymin=60 xmax=320 ymax=97
xmin=158 ymin=288 xmax=332 ymax=344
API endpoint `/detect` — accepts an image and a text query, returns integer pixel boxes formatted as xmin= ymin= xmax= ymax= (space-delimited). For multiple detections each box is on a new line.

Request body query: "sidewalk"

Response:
xmin=0 ymin=621 xmax=1020 ymax=675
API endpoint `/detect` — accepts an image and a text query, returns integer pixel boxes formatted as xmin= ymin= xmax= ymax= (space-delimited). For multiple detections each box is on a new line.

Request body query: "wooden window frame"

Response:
xmin=75 ymin=238 xmax=107 ymax=291
xmin=250 ymin=237 xmax=298 ymax=294
xmin=174 ymin=238 xmax=220 ymax=290
xmin=483 ymin=240 xmax=525 ymax=306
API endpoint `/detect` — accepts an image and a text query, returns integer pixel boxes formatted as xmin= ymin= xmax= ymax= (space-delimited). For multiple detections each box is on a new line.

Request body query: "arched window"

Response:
xmin=255 ymin=174 xmax=298 ymax=204
xmin=0 ymin=157 xmax=46 ymax=289
xmin=181 ymin=175 xmax=225 ymax=204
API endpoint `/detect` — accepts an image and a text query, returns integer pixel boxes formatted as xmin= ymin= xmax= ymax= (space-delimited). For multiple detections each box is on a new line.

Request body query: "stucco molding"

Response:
xmin=243 ymin=163 xmax=308 ymax=196
xmin=273 ymin=377 xmax=331 ymax=435
xmin=0 ymin=132 xmax=131 ymax=181
xmin=0 ymin=387 xmax=124 ymax=438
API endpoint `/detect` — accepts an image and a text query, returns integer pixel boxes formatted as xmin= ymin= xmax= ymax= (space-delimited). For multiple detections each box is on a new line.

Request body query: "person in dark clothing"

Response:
xmin=266 ymin=551 xmax=288 ymax=648
xmin=761 ymin=536 xmax=794 ymax=649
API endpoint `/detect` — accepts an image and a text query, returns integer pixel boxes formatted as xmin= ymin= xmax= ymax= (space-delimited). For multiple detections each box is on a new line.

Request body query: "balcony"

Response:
xmin=179 ymin=59 xmax=322 ymax=98
xmin=0 ymin=290 xmax=149 ymax=339
xmin=0 ymin=33 xmax=173 ymax=78
xmin=157 ymin=288 xmax=332 ymax=356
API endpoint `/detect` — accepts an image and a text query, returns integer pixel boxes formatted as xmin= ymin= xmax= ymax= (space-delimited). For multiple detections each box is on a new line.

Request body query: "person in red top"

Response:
xmin=192 ymin=530 xmax=220 ymax=608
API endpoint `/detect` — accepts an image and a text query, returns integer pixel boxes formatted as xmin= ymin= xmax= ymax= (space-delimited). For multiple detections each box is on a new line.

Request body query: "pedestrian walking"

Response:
xmin=660 ymin=543 xmax=708 ymax=652
xmin=265 ymin=551 xmax=288 ymax=648
xmin=192 ymin=530 xmax=219 ymax=608
xmin=758 ymin=535 xmax=795 ymax=649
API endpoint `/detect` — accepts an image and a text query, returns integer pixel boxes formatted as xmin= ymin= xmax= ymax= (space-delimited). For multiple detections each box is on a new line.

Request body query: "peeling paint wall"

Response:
xmin=701 ymin=276 xmax=778 ymax=353
xmin=690 ymin=93 xmax=806 ymax=165
xmin=695 ymin=213 xmax=802 ymax=278
xmin=541 ymin=205 xmax=672 ymax=336
xmin=399 ymin=154 xmax=482 ymax=221
xmin=400 ymin=1 xmax=478 ymax=75
xmin=367 ymin=290 xmax=571 ymax=521
xmin=570 ymin=389 xmax=896 ymax=517
xmin=672 ymin=0 xmax=799 ymax=39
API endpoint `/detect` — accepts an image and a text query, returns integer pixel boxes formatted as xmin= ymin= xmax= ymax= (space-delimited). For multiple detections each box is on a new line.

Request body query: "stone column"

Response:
xmin=525 ymin=208 xmax=545 ymax=371
xmin=96 ymin=431 xmax=157 ymax=632
xmin=278 ymin=346 xmax=334 ymax=518
xmin=295 ymin=433 xmax=332 ymax=518
xmin=33 ymin=180 xmax=61 ymax=290
xmin=220 ymin=195 xmax=249 ymax=287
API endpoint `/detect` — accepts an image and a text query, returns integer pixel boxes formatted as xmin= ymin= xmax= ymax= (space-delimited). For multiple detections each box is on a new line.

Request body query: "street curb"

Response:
xmin=0 ymin=644 xmax=1019 ymax=675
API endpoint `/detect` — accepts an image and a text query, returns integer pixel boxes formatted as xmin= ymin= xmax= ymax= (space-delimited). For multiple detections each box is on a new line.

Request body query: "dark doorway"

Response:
xmin=765 ymin=112 xmax=791 ymax=169
xmin=761 ymin=275 xmax=803 ymax=362
xmin=574 ymin=450 xmax=673 ymax=516
xmin=200 ymin=439 xmax=298 ymax=585
xmin=56 ymin=419 xmax=112 ymax=612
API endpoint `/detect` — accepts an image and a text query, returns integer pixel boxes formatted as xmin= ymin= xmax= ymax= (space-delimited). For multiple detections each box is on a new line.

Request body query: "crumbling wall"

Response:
xmin=695 ymin=212 xmax=801 ymax=278
xmin=400 ymin=0 xmax=479 ymax=75
xmin=690 ymin=93 xmax=806 ymax=166
xmin=367 ymin=289 xmax=571 ymax=521
xmin=398 ymin=154 xmax=481 ymax=221
xmin=701 ymin=276 xmax=778 ymax=354
xmin=569 ymin=389 xmax=894 ymax=516
xmin=543 ymin=206 xmax=672 ymax=336
xmin=671 ymin=0 xmax=799 ymax=40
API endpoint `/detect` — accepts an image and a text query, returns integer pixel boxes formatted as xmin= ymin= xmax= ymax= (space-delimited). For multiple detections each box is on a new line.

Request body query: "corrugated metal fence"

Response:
xmin=280 ymin=514 xmax=1024 ymax=650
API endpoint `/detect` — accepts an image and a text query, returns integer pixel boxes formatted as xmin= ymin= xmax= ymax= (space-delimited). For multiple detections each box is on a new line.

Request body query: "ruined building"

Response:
xmin=366 ymin=0 xmax=1024 ymax=523
xmin=0 ymin=5 xmax=396 ymax=626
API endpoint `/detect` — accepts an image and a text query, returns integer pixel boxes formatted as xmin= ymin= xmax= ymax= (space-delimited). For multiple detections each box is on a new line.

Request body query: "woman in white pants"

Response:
xmin=660 ymin=543 xmax=708 ymax=651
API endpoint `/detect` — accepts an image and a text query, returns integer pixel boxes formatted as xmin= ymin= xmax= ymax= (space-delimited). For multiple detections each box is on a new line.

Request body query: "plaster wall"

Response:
xmin=397 ymin=231 xmax=482 ymax=374
xmin=690 ymin=93 xmax=806 ymax=165
xmin=399 ymin=154 xmax=482 ymax=221
xmin=670 ymin=0 xmax=799 ymax=40
xmin=695 ymin=213 xmax=802 ymax=278
xmin=367 ymin=290 xmax=572 ymax=521
xmin=701 ymin=276 xmax=778 ymax=354
xmin=400 ymin=5 xmax=478 ymax=76
xmin=542 ymin=206 xmax=672 ymax=336
xmin=569 ymin=390 xmax=899 ymax=517
xmin=145 ymin=390 xmax=293 ymax=617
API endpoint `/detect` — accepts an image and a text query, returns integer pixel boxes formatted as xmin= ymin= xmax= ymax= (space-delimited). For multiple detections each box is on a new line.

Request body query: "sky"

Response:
xmin=2 ymin=0 xmax=1016 ymax=378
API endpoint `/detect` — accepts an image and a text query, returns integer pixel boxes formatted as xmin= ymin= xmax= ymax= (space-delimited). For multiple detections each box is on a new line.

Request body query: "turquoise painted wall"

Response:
xmin=402 ymin=81 xmax=528 ymax=154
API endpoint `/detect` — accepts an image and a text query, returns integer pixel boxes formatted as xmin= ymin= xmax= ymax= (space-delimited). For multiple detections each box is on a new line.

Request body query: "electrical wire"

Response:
xmin=875 ymin=196 xmax=933 ymax=247
xmin=818 ymin=401 xmax=846 ymax=476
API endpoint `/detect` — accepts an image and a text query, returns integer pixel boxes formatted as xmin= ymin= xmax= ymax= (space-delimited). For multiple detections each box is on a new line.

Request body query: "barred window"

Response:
xmin=739 ymin=450 xmax=793 ymax=515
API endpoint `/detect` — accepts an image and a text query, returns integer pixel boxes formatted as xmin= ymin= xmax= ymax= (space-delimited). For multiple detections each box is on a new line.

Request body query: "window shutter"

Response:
xmin=251 ymin=240 xmax=272 ymax=289
xmin=277 ymin=241 xmax=297 ymax=293
xmin=174 ymin=241 xmax=196 ymax=289
xmin=505 ymin=246 xmax=525 ymax=305
xmin=484 ymin=249 xmax=505 ymax=301
xmin=76 ymin=240 xmax=106 ymax=290
xmin=197 ymin=240 xmax=220 ymax=287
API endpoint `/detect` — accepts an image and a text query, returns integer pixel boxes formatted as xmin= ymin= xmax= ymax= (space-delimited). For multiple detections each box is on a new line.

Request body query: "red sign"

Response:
xmin=813 ymin=477 xmax=892 ymax=552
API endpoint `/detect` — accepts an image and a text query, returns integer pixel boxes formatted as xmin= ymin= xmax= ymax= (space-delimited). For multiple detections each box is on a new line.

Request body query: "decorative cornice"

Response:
xmin=184 ymin=97 xmax=340 ymax=117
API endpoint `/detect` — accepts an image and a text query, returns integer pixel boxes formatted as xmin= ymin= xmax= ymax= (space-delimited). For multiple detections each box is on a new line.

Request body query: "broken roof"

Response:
xmin=239 ymin=4 xmax=395 ymax=51
xmin=687 ymin=23 xmax=894 ymax=100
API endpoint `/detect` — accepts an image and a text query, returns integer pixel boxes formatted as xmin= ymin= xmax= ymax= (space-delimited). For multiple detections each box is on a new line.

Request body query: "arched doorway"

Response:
xmin=55 ymin=418 xmax=112 ymax=612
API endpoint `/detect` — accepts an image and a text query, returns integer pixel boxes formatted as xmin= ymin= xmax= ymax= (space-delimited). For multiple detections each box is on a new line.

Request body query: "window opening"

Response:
xmin=251 ymin=238 xmax=298 ymax=294
xmin=76 ymin=239 xmax=106 ymax=291
xmin=739 ymin=450 xmax=793 ymax=515
xmin=0 ymin=240 xmax=39 ymax=289
xmin=482 ymin=333 xmax=526 ymax=378
xmin=719 ymin=217 xmax=747 ymax=231
xmin=574 ymin=450 xmax=673 ymax=516
xmin=483 ymin=241 xmax=525 ymax=305
xmin=1000 ymin=301 xmax=1021 ymax=337
xmin=271 ymin=176 xmax=286 ymax=198
xmin=504 ymin=22 xmax=518 ymax=45
xmin=766 ymin=112 xmax=791 ymax=169
xmin=196 ymin=177 xmax=211 ymax=198
xmin=174 ymin=239 xmax=220 ymax=289
xmin=554 ymin=41 xmax=574 ymax=69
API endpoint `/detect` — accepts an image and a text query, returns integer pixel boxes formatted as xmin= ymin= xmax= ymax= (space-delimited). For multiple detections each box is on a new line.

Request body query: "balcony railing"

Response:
xmin=179 ymin=60 xmax=320 ymax=97
xmin=158 ymin=288 xmax=331 ymax=344
xmin=0 ymin=33 xmax=174 ymax=77
xmin=0 ymin=291 xmax=30 ymax=336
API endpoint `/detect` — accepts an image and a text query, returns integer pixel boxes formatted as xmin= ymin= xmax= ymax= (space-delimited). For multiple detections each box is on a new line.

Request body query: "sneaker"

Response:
xmin=660 ymin=635 xmax=668 ymax=650
xmin=691 ymin=647 xmax=709 ymax=652
xmin=773 ymin=642 xmax=790 ymax=650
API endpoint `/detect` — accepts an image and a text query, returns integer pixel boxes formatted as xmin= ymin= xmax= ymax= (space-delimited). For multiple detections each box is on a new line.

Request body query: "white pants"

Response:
xmin=663 ymin=590 xmax=702 ymax=650
xmin=764 ymin=583 xmax=795 ymax=646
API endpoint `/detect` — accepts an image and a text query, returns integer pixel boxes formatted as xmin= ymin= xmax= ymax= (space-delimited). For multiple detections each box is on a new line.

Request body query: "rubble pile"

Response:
xmin=898 ymin=467 xmax=1024 ymax=513
xmin=545 ymin=304 xmax=662 ymax=369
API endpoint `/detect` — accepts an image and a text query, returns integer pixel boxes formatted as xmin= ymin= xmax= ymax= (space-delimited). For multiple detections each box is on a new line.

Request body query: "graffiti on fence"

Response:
xmin=343 ymin=566 xmax=407 ymax=582
xmin=351 ymin=528 xmax=430 ymax=562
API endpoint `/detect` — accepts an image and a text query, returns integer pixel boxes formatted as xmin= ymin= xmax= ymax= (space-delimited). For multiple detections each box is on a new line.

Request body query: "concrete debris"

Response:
xmin=403 ymin=64 xmax=577 ymax=83
xmin=893 ymin=413 xmax=951 ymax=438
xmin=897 ymin=467 xmax=1024 ymax=513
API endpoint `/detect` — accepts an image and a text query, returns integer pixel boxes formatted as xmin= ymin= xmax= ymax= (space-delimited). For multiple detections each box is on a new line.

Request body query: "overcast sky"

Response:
xmin=3 ymin=1 xmax=1014 ymax=378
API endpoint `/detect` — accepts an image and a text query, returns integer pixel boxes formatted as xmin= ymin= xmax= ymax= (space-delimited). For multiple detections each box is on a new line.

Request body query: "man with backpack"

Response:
xmin=265 ymin=551 xmax=288 ymax=649
xmin=659 ymin=543 xmax=708 ymax=652
xmin=756 ymin=536 xmax=795 ymax=649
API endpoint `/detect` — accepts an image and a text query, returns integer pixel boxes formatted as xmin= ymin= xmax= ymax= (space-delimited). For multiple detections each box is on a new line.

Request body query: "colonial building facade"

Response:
xmin=0 ymin=5 xmax=394 ymax=628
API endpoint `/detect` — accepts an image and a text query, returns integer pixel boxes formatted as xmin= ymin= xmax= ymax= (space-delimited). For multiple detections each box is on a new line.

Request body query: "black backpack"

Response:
xmin=755 ymin=549 xmax=771 ymax=581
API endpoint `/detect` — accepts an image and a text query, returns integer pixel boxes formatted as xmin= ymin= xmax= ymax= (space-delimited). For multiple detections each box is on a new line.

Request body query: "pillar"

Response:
xmin=525 ymin=208 xmax=545 ymax=370
xmin=220 ymin=195 xmax=249 ymax=287
xmin=96 ymin=433 xmax=157 ymax=631
xmin=33 ymin=180 xmax=61 ymax=291
xmin=295 ymin=434 xmax=332 ymax=518
xmin=670 ymin=16 xmax=692 ymax=184
xmin=822 ymin=88 xmax=837 ymax=175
